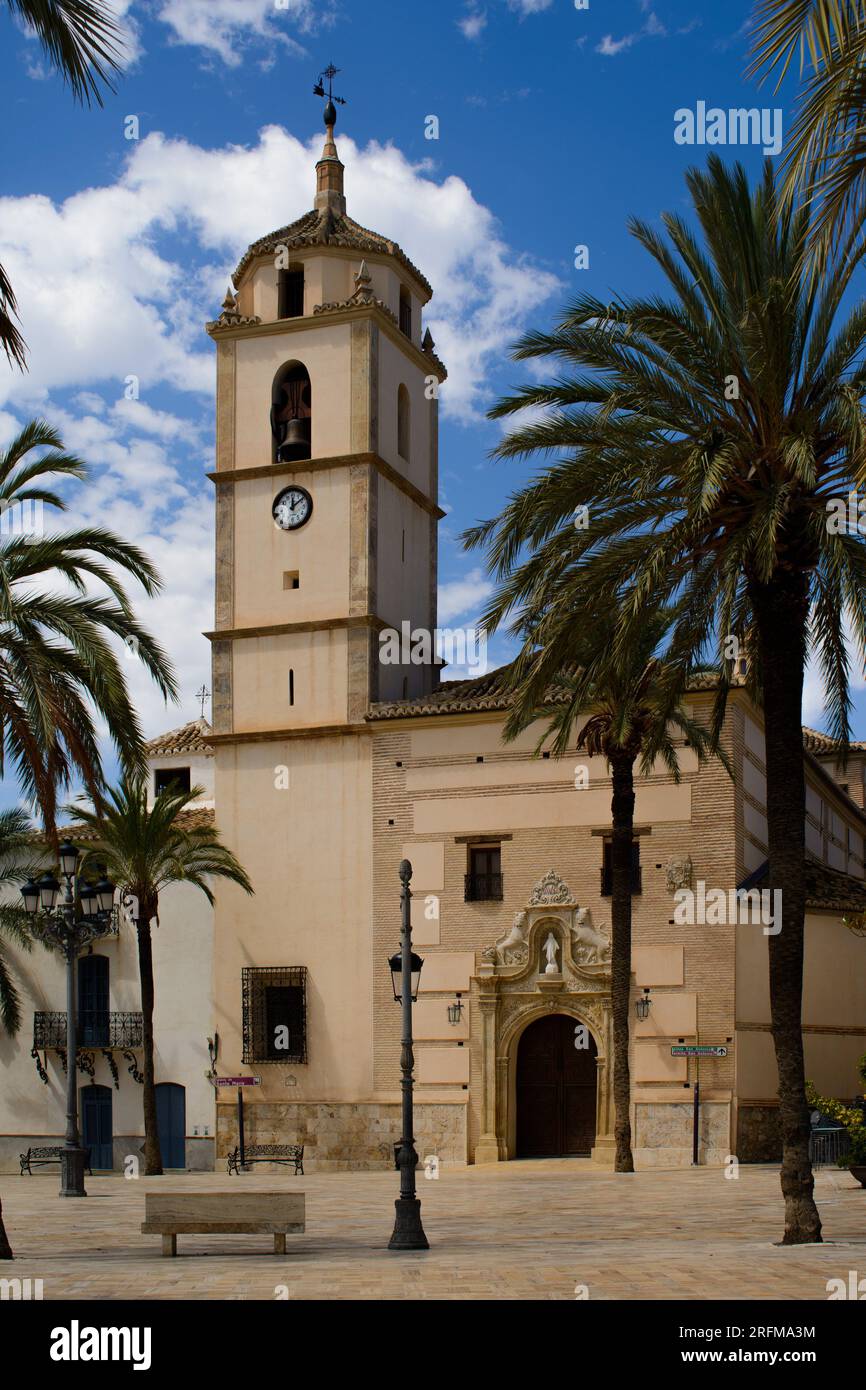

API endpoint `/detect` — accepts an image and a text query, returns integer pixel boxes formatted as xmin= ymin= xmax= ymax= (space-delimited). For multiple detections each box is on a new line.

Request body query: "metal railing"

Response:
xmin=34 ymin=1011 xmax=143 ymax=1050
xmin=464 ymin=872 xmax=504 ymax=902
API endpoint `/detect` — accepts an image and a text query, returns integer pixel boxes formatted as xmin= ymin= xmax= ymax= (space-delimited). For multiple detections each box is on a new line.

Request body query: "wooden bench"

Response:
xmin=226 ymin=1143 xmax=304 ymax=1175
xmin=141 ymin=1190 xmax=305 ymax=1257
xmin=20 ymin=1146 xmax=92 ymax=1176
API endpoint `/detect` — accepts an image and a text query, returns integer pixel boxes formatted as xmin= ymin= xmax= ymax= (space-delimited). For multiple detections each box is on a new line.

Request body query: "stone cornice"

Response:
xmin=208 ymin=722 xmax=372 ymax=746
xmin=205 ymin=614 xmax=388 ymax=643
xmin=205 ymin=300 xmax=447 ymax=382
xmin=208 ymin=450 xmax=445 ymax=520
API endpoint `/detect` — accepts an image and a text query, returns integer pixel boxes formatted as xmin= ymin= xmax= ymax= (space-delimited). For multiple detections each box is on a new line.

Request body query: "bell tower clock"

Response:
xmin=205 ymin=95 xmax=446 ymax=740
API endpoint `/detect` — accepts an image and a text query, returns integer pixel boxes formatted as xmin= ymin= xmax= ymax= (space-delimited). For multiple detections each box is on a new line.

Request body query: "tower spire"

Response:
xmin=313 ymin=63 xmax=347 ymax=217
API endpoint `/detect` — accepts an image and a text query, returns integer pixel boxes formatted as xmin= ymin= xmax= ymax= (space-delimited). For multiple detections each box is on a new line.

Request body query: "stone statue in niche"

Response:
xmin=570 ymin=907 xmax=612 ymax=965
xmin=543 ymin=930 xmax=560 ymax=974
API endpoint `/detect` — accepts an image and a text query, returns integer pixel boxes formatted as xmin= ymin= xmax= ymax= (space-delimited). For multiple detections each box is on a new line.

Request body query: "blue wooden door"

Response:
xmin=155 ymin=1083 xmax=186 ymax=1169
xmin=81 ymin=1084 xmax=113 ymax=1169
xmin=78 ymin=954 xmax=109 ymax=1047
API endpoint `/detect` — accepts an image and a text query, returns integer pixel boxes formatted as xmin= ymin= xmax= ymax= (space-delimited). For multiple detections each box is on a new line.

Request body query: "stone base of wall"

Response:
xmin=633 ymin=1101 xmax=730 ymax=1168
xmin=736 ymin=1105 xmax=781 ymax=1163
xmin=0 ymin=1134 xmax=215 ymax=1175
xmin=216 ymin=1102 xmax=467 ymax=1171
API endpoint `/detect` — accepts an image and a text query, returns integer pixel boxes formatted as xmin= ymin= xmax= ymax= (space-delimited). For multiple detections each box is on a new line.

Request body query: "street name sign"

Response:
xmin=215 ymin=1076 xmax=261 ymax=1087
xmin=670 ymin=1046 xmax=727 ymax=1058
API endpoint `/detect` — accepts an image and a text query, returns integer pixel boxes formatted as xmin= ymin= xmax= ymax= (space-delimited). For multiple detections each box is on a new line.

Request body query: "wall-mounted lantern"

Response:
xmin=635 ymin=988 xmax=652 ymax=1021
xmin=447 ymin=995 xmax=464 ymax=1026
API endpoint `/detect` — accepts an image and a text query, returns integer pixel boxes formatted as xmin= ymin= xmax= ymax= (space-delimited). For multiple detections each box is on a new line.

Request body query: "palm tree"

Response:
xmin=490 ymin=610 xmax=726 ymax=1171
xmin=747 ymin=1 xmax=866 ymax=276
xmin=0 ymin=420 xmax=177 ymax=834
xmin=464 ymin=156 xmax=866 ymax=1242
xmin=0 ymin=806 xmax=43 ymax=1035
xmin=0 ymin=805 xmax=43 ymax=1261
xmin=2 ymin=2 xmax=125 ymax=365
xmin=72 ymin=777 xmax=254 ymax=1175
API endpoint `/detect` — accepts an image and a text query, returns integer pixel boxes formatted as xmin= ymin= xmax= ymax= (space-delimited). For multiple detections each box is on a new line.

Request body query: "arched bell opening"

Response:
xmin=271 ymin=361 xmax=312 ymax=463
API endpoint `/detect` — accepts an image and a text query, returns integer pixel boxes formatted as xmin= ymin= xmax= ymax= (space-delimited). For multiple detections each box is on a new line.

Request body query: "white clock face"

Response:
xmin=273 ymin=486 xmax=312 ymax=531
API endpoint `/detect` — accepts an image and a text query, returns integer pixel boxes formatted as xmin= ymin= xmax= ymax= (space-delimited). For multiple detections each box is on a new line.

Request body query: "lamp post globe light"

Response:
xmin=21 ymin=841 xmax=115 ymax=1198
xmin=387 ymin=860 xmax=429 ymax=1251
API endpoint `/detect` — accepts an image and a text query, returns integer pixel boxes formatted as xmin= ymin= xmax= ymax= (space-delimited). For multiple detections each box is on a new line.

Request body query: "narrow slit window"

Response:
xmin=288 ymin=669 xmax=295 ymax=706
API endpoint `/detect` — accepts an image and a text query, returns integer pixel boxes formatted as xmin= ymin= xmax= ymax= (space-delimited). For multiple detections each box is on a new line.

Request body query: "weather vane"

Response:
xmin=313 ymin=63 xmax=347 ymax=113
xmin=196 ymin=685 xmax=211 ymax=719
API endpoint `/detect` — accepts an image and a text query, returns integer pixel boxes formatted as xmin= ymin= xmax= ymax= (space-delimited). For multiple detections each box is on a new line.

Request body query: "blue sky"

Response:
xmin=0 ymin=0 xmax=862 ymax=811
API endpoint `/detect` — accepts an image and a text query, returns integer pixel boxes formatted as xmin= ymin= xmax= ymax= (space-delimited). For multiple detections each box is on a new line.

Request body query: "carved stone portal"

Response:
xmin=474 ymin=870 xmax=615 ymax=1167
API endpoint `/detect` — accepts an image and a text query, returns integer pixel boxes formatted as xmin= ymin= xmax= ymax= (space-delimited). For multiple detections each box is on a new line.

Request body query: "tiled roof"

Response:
xmin=740 ymin=858 xmax=866 ymax=913
xmin=233 ymin=207 xmax=433 ymax=297
xmin=145 ymin=718 xmax=213 ymax=757
xmin=367 ymin=664 xmax=743 ymax=722
xmin=33 ymin=807 xmax=216 ymax=845
xmin=802 ymin=726 xmax=866 ymax=756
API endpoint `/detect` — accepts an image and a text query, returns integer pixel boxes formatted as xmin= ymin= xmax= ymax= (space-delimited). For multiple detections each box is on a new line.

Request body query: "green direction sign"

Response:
xmin=671 ymin=1045 xmax=728 ymax=1057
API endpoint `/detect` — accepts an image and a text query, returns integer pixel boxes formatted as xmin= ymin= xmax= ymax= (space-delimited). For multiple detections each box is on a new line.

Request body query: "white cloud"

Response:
xmin=507 ymin=0 xmax=554 ymax=12
xmin=438 ymin=568 xmax=494 ymax=625
xmin=459 ymin=12 xmax=488 ymax=40
xmin=597 ymin=10 xmax=669 ymax=56
xmin=154 ymin=0 xmax=326 ymax=64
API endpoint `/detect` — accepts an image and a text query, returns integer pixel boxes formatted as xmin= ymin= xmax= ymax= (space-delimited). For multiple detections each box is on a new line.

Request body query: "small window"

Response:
xmin=155 ymin=767 xmax=191 ymax=797
xmin=288 ymin=669 xmax=295 ymax=706
xmin=399 ymin=287 xmax=412 ymax=338
xmin=601 ymin=838 xmax=642 ymax=896
xmin=278 ymin=268 xmax=304 ymax=319
xmin=397 ymin=384 xmax=411 ymax=461
xmin=465 ymin=845 xmax=503 ymax=902
xmin=283 ymin=571 xmax=300 ymax=590
xmin=242 ymin=966 xmax=307 ymax=1064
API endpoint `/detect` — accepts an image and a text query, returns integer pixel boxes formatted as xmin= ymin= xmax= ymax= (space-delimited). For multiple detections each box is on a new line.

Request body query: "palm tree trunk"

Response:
xmin=610 ymin=751 xmax=636 ymax=1172
xmin=135 ymin=915 xmax=163 ymax=1176
xmin=0 ymin=1198 xmax=12 ymax=1258
xmin=751 ymin=573 xmax=822 ymax=1244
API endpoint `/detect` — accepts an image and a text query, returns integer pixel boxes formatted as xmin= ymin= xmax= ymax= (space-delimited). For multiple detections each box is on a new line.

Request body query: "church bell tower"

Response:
xmin=206 ymin=91 xmax=446 ymax=738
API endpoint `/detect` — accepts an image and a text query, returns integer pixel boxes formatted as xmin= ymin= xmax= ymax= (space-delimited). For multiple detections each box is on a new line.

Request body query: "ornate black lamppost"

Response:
xmin=387 ymin=860 xmax=428 ymax=1250
xmin=21 ymin=842 xmax=115 ymax=1197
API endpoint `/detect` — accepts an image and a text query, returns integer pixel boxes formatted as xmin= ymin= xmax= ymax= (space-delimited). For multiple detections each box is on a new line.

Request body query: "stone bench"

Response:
xmin=141 ymin=1190 xmax=305 ymax=1257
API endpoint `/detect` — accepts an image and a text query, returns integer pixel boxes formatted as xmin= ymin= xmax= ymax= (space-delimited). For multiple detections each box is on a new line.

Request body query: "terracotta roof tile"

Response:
xmin=233 ymin=207 xmax=432 ymax=298
xmin=145 ymin=718 xmax=213 ymax=757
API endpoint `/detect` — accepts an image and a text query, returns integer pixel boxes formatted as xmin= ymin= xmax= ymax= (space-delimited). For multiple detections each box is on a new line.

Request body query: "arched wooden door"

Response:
xmin=81 ymin=1084 xmax=113 ymax=1170
xmin=516 ymin=1014 xmax=597 ymax=1157
xmin=155 ymin=1083 xmax=186 ymax=1169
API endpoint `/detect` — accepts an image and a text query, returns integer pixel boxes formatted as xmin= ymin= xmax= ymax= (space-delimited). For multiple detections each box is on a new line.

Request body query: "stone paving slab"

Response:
xmin=2 ymin=1161 xmax=865 ymax=1300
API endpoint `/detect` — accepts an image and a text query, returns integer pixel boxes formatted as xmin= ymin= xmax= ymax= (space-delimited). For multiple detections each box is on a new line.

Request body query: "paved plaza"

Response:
xmin=2 ymin=1160 xmax=865 ymax=1301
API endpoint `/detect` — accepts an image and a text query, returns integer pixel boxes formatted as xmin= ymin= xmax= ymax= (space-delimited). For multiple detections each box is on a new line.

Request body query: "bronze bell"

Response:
xmin=278 ymin=417 xmax=311 ymax=462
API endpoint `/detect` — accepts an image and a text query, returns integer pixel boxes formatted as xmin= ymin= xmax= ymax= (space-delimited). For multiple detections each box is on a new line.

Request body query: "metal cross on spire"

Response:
xmin=196 ymin=685 xmax=211 ymax=720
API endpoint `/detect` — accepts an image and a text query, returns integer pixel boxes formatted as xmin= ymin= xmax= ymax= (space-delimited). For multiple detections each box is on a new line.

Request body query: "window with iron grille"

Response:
xmin=242 ymin=967 xmax=307 ymax=1064
xmin=399 ymin=288 xmax=412 ymax=338
xmin=465 ymin=845 xmax=503 ymax=901
xmin=278 ymin=269 xmax=305 ymax=319
xmin=600 ymin=838 xmax=642 ymax=896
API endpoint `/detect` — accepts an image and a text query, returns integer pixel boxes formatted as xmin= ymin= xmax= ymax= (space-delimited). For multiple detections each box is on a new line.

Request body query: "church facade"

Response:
xmin=202 ymin=111 xmax=866 ymax=1172
xmin=4 ymin=113 xmax=865 ymax=1175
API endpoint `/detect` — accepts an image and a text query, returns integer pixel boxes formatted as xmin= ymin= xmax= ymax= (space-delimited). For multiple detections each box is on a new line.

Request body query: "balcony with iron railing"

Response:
xmin=33 ymin=1011 xmax=143 ymax=1050
xmin=464 ymin=872 xmax=504 ymax=903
